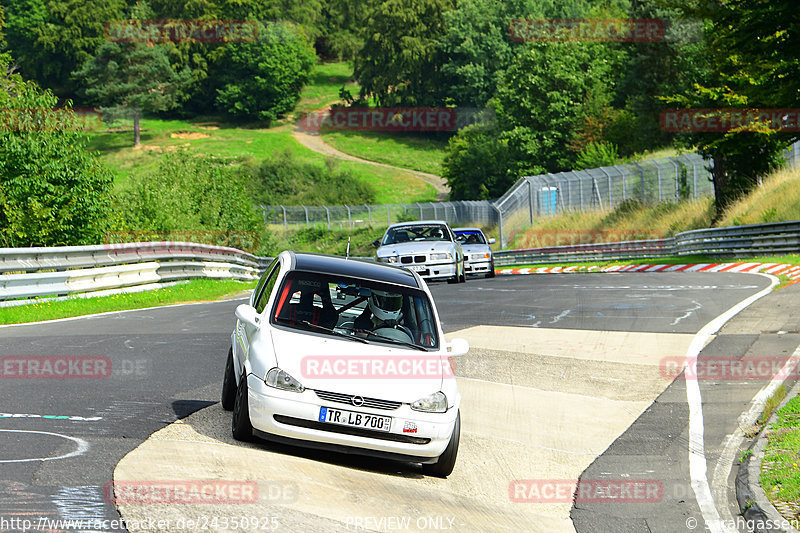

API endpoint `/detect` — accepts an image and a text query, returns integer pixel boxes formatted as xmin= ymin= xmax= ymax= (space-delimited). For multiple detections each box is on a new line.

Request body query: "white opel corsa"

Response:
xmin=222 ymin=251 xmax=468 ymax=477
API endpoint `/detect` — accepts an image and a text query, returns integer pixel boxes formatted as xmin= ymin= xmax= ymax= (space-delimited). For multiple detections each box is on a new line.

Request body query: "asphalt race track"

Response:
xmin=0 ymin=271 xmax=795 ymax=533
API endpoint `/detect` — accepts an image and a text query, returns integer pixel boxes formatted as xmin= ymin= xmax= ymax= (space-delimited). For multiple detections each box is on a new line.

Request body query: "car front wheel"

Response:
xmin=486 ymin=260 xmax=495 ymax=278
xmin=221 ymin=347 xmax=236 ymax=411
xmin=231 ymin=375 xmax=253 ymax=441
xmin=422 ymin=410 xmax=460 ymax=478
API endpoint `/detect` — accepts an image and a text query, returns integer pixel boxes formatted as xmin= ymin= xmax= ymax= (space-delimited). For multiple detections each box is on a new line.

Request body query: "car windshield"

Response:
xmin=456 ymin=231 xmax=486 ymax=245
xmin=382 ymin=225 xmax=450 ymax=245
xmin=270 ymin=271 xmax=440 ymax=350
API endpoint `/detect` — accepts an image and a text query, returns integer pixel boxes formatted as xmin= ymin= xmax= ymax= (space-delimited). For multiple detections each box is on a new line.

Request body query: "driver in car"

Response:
xmin=354 ymin=289 xmax=414 ymax=342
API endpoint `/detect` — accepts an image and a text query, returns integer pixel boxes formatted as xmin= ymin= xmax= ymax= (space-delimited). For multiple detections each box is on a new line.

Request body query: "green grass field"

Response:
xmin=322 ymin=131 xmax=448 ymax=175
xmin=761 ymin=393 xmax=800 ymax=529
xmin=0 ymin=279 xmax=256 ymax=325
xmin=84 ymin=61 xmax=437 ymax=204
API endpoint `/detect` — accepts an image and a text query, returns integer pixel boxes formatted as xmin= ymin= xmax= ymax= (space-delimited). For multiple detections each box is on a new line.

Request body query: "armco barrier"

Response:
xmin=0 ymin=242 xmax=272 ymax=304
xmin=496 ymin=220 xmax=800 ymax=266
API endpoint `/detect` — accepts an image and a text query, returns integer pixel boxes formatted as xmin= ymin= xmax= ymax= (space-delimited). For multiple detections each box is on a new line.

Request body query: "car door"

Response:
xmin=235 ymin=258 xmax=280 ymax=367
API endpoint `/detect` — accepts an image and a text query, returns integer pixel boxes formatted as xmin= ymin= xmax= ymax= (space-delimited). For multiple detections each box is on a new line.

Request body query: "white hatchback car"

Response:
xmin=222 ymin=251 xmax=468 ymax=477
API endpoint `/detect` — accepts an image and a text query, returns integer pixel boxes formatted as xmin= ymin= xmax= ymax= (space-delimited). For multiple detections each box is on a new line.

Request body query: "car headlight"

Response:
xmin=411 ymin=391 xmax=447 ymax=413
xmin=265 ymin=368 xmax=305 ymax=393
xmin=379 ymin=256 xmax=398 ymax=264
xmin=429 ymin=253 xmax=452 ymax=261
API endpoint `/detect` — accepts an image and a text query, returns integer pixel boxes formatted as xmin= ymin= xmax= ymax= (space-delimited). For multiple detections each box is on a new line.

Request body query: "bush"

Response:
xmin=213 ymin=22 xmax=316 ymax=122
xmin=575 ymin=141 xmax=619 ymax=170
xmin=442 ymin=123 xmax=514 ymax=200
xmin=0 ymin=56 xmax=113 ymax=246
xmin=113 ymin=151 xmax=262 ymax=250
xmin=243 ymin=150 xmax=375 ymax=206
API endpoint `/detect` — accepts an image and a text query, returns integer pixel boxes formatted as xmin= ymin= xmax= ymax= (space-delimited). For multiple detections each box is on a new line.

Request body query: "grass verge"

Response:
xmin=322 ymin=130 xmax=448 ymax=176
xmin=0 ymin=279 xmax=255 ymax=325
xmin=760 ymin=391 xmax=800 ymax=528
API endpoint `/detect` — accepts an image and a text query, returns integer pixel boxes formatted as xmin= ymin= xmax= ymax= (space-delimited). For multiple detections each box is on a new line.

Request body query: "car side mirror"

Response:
xmin=488 ymin=238 xmax=496 ymax=244
xmin=372 ymin=239 xmax=380 ymax=248
xmin=446 ymin=338 xmax=469 ymax=356
xmin=235 ymin=304 xmax=261 ymax=329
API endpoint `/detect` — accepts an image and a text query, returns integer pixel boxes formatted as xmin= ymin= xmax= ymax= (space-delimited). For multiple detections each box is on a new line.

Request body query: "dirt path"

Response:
xmin=293 ymin=125 xmax=450 ymax=201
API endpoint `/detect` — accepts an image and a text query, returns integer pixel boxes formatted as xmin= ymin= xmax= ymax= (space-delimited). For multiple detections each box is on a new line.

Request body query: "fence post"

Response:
xmin=430 ymin=202 xmax=438 ymax=220
xmin=599 ymin=167 xmax=612 ymax=207
xmin=667 ymin=157 xmax=680 ymax=199
xmin=691 ymin=159 xmax=699 ymax=198
xmin=633 ymin=162 xmax=645 ymax=203
xmin=365 ymin=204 xmax=372 ymax=226
xmin=345 ymin=205 xmax=352 ymax=228
xmin=592 ymin=177 xmax=604 ymax=213
xmin=385 ymin=203 xmax=391 ymax=225
xmin=492 ymin=203 xmax=504 ymax=249
xmin=650 ymin=159 xmax=662 ymax=202
xmin=323 ymin=206 xmax=331 ymax=229
xmin=527 ymin=179 xmax=534 ymax=223
xmin=281 ymin=205 xmax=287 ymax=230
xmin=417 ymin=203 xmax=423 ymax=219
xmin=302 ymin=205 xmax=310 ymax=228
xmin=573 ymin=172 xmax=584 ymax=210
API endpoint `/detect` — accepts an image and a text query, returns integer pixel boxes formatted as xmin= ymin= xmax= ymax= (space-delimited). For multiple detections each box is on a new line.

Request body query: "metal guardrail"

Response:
xmin=2 ymin=220 xmax=798 ymax=303
xmin=0 ymin=242 xmax=273 ymax=304
xmin=494 ymin=220 xmax=800 ymax=266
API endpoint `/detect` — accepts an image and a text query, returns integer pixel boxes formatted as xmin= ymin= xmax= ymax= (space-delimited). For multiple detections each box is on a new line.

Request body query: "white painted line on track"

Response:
xmin=683 ymin=273 xmax=778 ymax=533
xmin=0 ymin=429 xmax=89 ymax=463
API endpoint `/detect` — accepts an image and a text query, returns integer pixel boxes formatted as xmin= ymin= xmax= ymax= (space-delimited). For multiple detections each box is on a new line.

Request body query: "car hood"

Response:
xmin=461 ymin=244 xmax=492 ymax=255
xmin=269 ymin=328 xmax=447 ymax=403
xmin=376 ymin=241 xmax=456 ymax=257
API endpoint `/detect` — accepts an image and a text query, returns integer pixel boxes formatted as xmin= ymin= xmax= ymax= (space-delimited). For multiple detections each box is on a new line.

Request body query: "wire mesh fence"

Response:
xmin=259 ymin=142 xmax=800 ymax=248
xmin=258 ymin=201 xmax=499 ymax=231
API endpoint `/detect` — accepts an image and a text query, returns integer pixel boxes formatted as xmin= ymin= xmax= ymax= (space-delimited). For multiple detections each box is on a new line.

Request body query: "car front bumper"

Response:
xmin=465 ymin=259 xmax=492 ymax=274
xmin=399 ymin=262 xmax=457 ymax=280
xmin=246 ymin=375 xmax=457 ymax=461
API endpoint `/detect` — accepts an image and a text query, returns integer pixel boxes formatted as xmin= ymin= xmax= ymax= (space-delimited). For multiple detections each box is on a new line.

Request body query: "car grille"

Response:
xmin=400 ymin=255 xmax=427 ymax=264
xmin=273 ymin=415 xmax=431 ymax=445
xmin=314 ymin=390 xmax=402 ymax=411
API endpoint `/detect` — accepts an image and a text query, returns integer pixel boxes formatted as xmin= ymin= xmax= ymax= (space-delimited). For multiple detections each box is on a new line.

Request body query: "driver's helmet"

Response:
xmin=369 ymin=289 xmax=403 ymax=322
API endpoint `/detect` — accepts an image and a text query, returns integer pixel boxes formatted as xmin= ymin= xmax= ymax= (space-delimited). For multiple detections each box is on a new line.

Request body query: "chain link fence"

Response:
xmin=260 ymin=143 xmax=800 ymax=248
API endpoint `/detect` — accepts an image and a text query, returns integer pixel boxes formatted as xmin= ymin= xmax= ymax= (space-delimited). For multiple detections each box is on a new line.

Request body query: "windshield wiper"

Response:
xmin=297 ymin=319 xmax=369 ymax=344
xmin=352 ymin=329 xmax=427 ymax=351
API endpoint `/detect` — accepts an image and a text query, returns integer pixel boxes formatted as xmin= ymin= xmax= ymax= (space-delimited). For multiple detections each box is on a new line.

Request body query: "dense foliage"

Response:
xmin=0 ymin=0 xmax=797 ymax=244
xmin=0 ymin=56 xmax=114 ymax=246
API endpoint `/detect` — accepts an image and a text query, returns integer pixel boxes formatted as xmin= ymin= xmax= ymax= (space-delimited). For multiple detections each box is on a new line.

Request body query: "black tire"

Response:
xmin=486 ymin=260 xmax=496 ymax=278
xmin=459 ymin=260 xmax=466 ymax=283
xmin=221 ymin=347 xmax=236 ymax=411
xmin=231 ymin=375 xmax=253 ymax=441
xmin=423 ymin=410 xmax=460 ymax=478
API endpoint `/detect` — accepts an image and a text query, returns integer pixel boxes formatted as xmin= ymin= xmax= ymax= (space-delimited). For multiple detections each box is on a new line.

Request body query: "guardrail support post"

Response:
xmin=492 ymin=204 xmax=504 ymax=249
xmin=527 ymin=179 xmax=534 ymax=223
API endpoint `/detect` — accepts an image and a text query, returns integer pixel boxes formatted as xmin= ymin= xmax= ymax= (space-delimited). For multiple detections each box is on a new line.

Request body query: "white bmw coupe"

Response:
xmin=222 ymin=251 xmax=468 ymax=477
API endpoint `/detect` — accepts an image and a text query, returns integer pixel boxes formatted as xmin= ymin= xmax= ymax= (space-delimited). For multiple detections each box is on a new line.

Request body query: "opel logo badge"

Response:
xmin=351 ymin=396 xmax=364 ymax=407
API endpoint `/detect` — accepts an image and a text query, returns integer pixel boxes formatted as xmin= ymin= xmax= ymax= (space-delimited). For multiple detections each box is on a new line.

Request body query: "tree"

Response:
xmin=212 ymin=21 xmax=316 ymax=122
xmin=442 ymin=123 xmax=512 ymax=200
xmin=495 ymin=42 xmax=618 ymax=176
xmin=73 ymin=40 xmax=191 ymax=146
xmin=1 ymin=0 xmax=126 ymax=95
xmin=667 ymin=0 xmax=800 ymax=217
xmin=0 ymin=55 xmax=113 ymax=246
xmin=355 ymin=0 xmax=454 ymax=106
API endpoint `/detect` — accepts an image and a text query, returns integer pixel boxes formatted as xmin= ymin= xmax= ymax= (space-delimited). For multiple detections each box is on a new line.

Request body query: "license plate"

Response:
xmin=318 ymin=407 xmax=392 ymax=432
xmin=408 ymin=265 xmax=427 ymax=272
